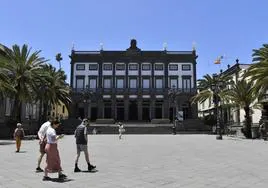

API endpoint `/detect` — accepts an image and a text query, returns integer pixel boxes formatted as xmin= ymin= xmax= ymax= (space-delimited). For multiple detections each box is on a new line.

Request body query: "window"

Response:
xmin=89 ymin=64 xmax=98 ymax=70
xmin=103 ymin=64 xmax=112 ymax=70
xmin=116 ymin=78 xmax=124 ymax=88
xmin=170 ymin=79 xmax=178 ymax=88
xmin=76 ymin=64 xmax=85 ymax=70
xmin=76 ymin=78 xmax=84 ymax=89
xmin=182 ymin=78 xmax=191 ymax=90
xmin=89 ymin=78 xmax=97 ymax=89
xmin=169 ymin=64 xmax=178 ymax=70
xmin=142 ymin=78 xmax=150 ymax=88
xmin=155 ymin=64 xmax=164 ymax=70
xmin=104 ymin=78 xmax=112 ymax=88
xmin=116 ymin=64 xmax=125 ymax=70
xmin=155 ymin=78 xmax=163 ymax=88
xmin=182 ymin=64 xmax=191 ymax=71
xmin=129 ymin=78 xmax=137 ymax=88
xmin=129 ymin=63 xmax=138 ymax=70
xmin=5 ymin=98 xmax=12 ymax=116
xmin=142 ymin=64 xmax=151 ymax=70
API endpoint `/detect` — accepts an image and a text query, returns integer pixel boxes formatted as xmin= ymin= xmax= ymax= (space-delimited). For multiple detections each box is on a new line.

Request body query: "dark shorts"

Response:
xmin=39 ymin=140 xmax=47 ymax=153
xmin=76 ymin=144 xmax=88 ymax=153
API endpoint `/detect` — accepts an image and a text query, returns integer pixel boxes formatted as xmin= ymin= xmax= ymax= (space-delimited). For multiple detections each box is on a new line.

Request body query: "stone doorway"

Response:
xmin=129 ymin=101 xmax=138 ymax=121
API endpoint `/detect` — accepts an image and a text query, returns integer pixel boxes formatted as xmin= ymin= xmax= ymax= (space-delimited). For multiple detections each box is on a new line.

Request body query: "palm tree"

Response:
xmin=0 ymin=44 xmax=16 ymax=98
xmin=0 ymin=44 xmax=48 ymax=122
xmin=33 ymin=64 xmax=71 ymax=123
xmin=244 ymin=44 xmax=268 ymax=96
xmin=191 ymin=74 xmax=231 ymax=104
xmin=191 ymin=74 xmax=232 ymax=138
xmin=225 ymin=79 xmax=259 ymax=138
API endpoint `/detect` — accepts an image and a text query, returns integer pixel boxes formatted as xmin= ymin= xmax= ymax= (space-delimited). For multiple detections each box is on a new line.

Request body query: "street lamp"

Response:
xmin=211 ymin=73 xmax=224 ymax=140
xmin=168 ymin=85 xmax=177 ymax=123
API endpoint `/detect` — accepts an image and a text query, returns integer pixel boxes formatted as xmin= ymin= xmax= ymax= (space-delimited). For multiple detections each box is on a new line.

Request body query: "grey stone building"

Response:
xmin=69 ymin=39 xmax=198 ymax=122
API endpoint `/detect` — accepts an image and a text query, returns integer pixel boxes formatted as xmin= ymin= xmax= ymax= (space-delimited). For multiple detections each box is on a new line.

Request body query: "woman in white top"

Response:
xmin=43 ymin=120 xmax=66 ymax=181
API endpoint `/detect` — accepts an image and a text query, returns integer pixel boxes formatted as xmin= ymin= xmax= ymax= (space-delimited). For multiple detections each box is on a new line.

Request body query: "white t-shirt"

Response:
xmin=38 ymin=121 xmax=51 ymax=140
xmin=46 ymin=127 xmax=57 ymax=144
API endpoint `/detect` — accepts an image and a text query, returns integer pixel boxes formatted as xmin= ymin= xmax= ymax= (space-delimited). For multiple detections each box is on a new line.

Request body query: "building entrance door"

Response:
xmin=78 ymin=108 xmax=84 ymax=119
xmin=90 ymin=107 xmax=97 ymax=121
xmin=129 ymin=101 xmax=138 ymax=121
xmin=142 ymin=107 xmax=150 ymax=122
xmin=117 ymin=107 xmax=124 ymax=121
xmin=169 ymin=107 xmax=174 ymax=122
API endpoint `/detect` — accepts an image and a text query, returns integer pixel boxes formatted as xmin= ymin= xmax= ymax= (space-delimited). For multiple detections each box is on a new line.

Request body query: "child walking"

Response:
xmin=13 ymin=123 xmax=25 ymax=152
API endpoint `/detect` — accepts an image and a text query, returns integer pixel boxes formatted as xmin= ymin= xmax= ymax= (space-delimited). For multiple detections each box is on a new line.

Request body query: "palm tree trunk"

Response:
xmin=243 ymin=106 xmax=252 ymax=138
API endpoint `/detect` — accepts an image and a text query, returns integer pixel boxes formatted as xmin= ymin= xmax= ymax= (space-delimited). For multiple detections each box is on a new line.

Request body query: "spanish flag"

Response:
xmin=214 ymin=56 xmax=223 ymax=64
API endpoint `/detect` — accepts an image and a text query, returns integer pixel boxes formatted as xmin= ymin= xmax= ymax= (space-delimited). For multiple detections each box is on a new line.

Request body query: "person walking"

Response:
xmin=36 ymin=117 xmax=53 ymax=172
xmin=13 ymin=123 xmax=25 ymax=152
xmin=43 ymin=120 xmax=66 ymax=181
xmin=74 ymin=118 xmax=96 ymax=172
xmin=118 ymin=122 xmax=125 ymax=140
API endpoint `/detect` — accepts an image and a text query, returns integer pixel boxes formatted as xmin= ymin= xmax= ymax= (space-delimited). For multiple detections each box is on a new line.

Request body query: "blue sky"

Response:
xmin=1 ymin=0 xmax=267 ymax=83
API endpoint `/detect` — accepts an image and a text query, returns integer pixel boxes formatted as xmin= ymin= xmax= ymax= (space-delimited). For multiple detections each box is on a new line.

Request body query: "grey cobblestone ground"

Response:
xmin=1 ymin=135 xmax=268 ymax=188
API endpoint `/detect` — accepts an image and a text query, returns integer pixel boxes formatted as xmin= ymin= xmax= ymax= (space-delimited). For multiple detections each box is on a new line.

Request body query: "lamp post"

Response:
xmin=211 ymin=73 xmax=224 ymax=140
xmin=82 ymin=85 xmax=93 ymax=119
xmin=168 ymin=85 xmax=177 ymax=123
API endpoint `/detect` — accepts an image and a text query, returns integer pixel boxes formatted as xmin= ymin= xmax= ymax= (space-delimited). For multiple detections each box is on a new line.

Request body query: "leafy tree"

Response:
xmin=0 ymin=44 xmax=47 ymax=122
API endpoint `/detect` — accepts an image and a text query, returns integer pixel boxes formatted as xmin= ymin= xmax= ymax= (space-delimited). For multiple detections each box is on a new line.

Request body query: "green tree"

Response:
xmin=33 ymin=64 xmax=71 ymax=123
xmin=225 ymin=79 xmax=259 ymax=138
xmin=244 ymin=44 xmax=268 ymax=97
xmin=0 ymin=44 xmax=48 ymax=122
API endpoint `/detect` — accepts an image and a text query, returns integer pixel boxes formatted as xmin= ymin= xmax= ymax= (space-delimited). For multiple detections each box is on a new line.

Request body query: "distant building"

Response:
xmin=198 ymin=61 xmax=262 ymax=125
xmin=49 ymin=101 xmax=69 ymax=120
xmin=69 ymin=39 xmax=198 ymax=122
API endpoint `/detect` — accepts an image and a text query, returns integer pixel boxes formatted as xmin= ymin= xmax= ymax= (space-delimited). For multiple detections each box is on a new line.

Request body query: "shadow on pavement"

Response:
xmin=48 ymin=178 xmax=74 ymax=183
xmin=0 ymin=141 xmax=15 ymax=145
xmin=16 ymin=151 xmax=27 ymax=153
xmin=81 ymin=169 xmax=98 ymax=173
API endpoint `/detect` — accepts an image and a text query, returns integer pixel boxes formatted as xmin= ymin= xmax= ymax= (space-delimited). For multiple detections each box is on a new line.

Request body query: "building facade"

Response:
xmin=198 ymin=60 xmax=262 ymax=125
xmin=69 ymin=39 xmax=198 ymax=122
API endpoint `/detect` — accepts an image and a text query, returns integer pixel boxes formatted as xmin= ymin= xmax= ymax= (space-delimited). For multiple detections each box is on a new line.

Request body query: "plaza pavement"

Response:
xmin=1 ymin=134 xmax=268 ymax=188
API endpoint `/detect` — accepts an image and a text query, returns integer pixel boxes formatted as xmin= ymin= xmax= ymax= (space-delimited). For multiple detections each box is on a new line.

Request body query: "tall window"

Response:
xmin=5 ymin=98 xmax=12 ymax=116
xmin=155 ymin=78 xmax=163 ymax=88
xmin=116 ymin=64 xmax=125 ymax=70
xmin=89 ymin=64 xmax=98 ymax=70
xmin=104 ymin=78 xmax=112 ymax=88
xmin=89 ymin=78 xmax=97 ymax=89
xmin=170 ymin=78 xmax=177 ymax=88
xmin=76 ymin=78 xmax=84 ymax=89
xmin=103 ymin=64 xmax=112 ymax=70
xmin=142 ymin=64 xmax=151 ymax=70
xmin=182 ymin=78 xmax=191 ymax=91
xmin=116 ymin=78 xmax=124 ymax=88
xmin=142 ymin=78 xmax=150 ymax=88
xmin=129 ymin=78 xmax=137 ymax=88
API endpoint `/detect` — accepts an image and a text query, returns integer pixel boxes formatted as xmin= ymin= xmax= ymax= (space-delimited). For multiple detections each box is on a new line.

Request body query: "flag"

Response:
xmin=214 ymin=56 xmax=223 ymax=64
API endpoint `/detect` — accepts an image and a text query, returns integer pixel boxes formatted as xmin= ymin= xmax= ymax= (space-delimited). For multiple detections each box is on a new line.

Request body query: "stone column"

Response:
xmin=150 ymin=99 xmax=155 ymax=120
xmin=124 ymin=99 xmax=129 ymax=121
xmin=138 ymin=99 xmax=142 ymax=121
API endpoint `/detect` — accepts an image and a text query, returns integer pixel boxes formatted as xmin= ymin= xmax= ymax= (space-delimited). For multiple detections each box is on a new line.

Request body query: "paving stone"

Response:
xmin=1 ymin=135 xmax=268 ymax=187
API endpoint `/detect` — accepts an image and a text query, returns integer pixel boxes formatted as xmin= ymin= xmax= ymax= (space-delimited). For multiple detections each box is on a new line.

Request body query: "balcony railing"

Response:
xmin=72 ymin=87 xmax=196 ymax=94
